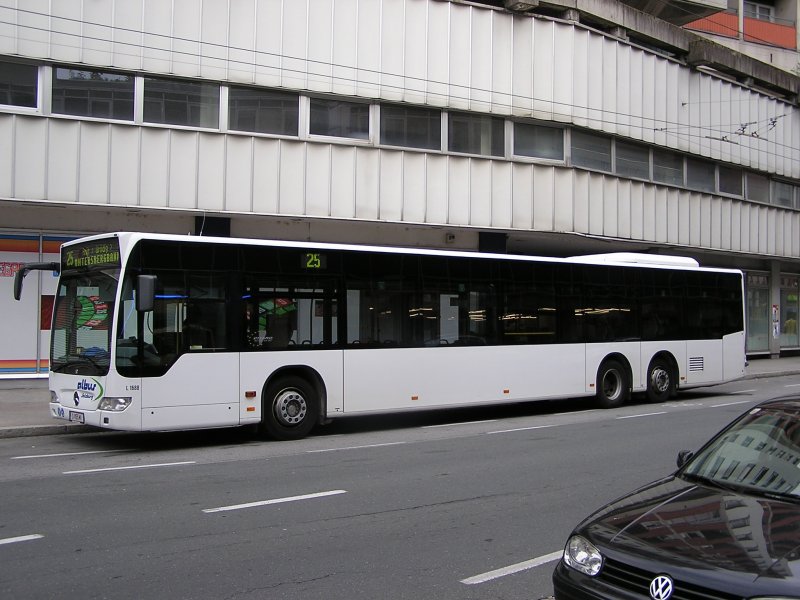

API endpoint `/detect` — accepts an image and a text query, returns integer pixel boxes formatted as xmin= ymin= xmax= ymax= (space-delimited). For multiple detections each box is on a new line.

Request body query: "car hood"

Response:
xmin=580 ymin=476 xmax=800 ymax=587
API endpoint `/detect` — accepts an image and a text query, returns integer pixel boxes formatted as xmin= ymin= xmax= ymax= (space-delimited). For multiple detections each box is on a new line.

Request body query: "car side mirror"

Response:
xmin=676 ymin=450 xmax=694 ymax=469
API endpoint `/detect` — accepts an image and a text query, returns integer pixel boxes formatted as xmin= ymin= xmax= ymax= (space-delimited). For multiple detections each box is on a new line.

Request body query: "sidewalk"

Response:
xmin=1 ymin=356 xmax=799 ymax=438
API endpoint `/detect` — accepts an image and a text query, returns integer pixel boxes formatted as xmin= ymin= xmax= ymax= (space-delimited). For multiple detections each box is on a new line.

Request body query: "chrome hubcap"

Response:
xmin=651 ymin=367 xmax=670 ymax=393
xmin=274 ymin=389 xmax=307 ymax=426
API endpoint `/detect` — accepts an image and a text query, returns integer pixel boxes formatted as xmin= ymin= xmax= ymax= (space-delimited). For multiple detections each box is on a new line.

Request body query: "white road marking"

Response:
xmin=12 ymin=450 xmax=132 ymax=460
xmin=461 ymin=551 xmax=562 ymax=585
xmin=423 ymin=419 xmax=498 ymax=429
xmin=486 ymin=425 xmax=555 ymax=435
xmin=0 ymin=534 xmax=44 ymax=546
xmin=64 ymin=461 xmax=195 ymax=474
xmin=306 ymin=442 xmax=406 ymax=453
xmin=203 ymin=490 xmax=347 ymax=513
xmin=729 ymin=389 xmax=756 ymax=395
xmin=785 ymin=383 xmax=800 ymax=388
xmin=711 ymin=400 xmax=752 ymax=408
xmin=616 ymin=412 xmax=667 ymax=420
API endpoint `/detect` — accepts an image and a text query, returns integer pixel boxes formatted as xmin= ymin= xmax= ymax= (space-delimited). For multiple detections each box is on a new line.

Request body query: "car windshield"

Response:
xmin=50 ymin=269 xmax=119 ymax=375
xmin=681 ymin=404 xmax=800 ymax=501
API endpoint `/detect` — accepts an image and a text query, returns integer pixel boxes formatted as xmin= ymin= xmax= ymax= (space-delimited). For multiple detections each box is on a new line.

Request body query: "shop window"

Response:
xmin=652 ymin=149 xmax=684 ymax=186
xmin=746 ymin=273 xmax=770 ymax=353
xmin=571 ymin=130 xmax=612 ymax=172
xmin=228 ymin=87 xmax=298 ymax=136
xmin=380 ymin=104 xmax=441 ymax=150
xmin=513 ymin=122 xmax=563 ymax=160
xmin=686 ymin=158 xmax=716 ymax=193
xmin=52 ymin=67 xmax=134 ymax=120
xmin=615 ymin=140 xmax=650 ymax=179
xmin=780 ymin=276 xmax=799 ymax=348
xmin=143 ymin=77 xmax=220 ymax=128
xmin=310 ymin=98 xmax=369 ymax=140
xmin=448 ymin=112 xmax=504 ymax=157
xmin=0 ymin=59 xmax=37 ymax=108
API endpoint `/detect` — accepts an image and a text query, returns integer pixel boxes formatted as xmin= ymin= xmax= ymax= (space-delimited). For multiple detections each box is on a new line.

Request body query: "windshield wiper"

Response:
xmin=680 ymin=472 xmax=743 ymax=494
xmin=748 ymin=489 xmax=800 ymax=504
xmin=52 ymin=354 xmax=104 ymax=373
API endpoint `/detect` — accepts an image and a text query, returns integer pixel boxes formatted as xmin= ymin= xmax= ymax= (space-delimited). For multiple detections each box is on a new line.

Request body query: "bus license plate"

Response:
xmin=69 ymin=411 xmax=85 ymax=424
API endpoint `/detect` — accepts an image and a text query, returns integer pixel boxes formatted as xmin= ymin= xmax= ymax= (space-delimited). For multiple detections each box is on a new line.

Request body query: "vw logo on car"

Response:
xmin=650 ymin=575 xmax=673 ymax=600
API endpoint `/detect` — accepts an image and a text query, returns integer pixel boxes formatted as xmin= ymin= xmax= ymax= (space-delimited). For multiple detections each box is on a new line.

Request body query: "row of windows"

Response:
xmin=2 ymin=58 xmax=798 ymax=210
xmin=119 ymin=239 xmax=744 ymax=379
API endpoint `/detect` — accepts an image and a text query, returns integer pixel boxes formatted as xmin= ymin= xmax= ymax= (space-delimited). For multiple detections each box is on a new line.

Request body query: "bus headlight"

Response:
xmin=98 ymin=397 xmax=132 ymax=412
xmin=563 ymin=535 xmax=604 ymax=576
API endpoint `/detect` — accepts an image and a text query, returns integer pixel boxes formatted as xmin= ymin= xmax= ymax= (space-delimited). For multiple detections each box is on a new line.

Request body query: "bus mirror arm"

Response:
xmin=136 ymin=275 xmax=157 ymax=312
xmin=13 ymin=262 xmax=60 ymax=301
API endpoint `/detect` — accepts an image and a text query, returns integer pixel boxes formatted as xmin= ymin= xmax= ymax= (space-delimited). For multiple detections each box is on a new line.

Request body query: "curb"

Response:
xmin=0 ymin=424 xmax=98 ymax=439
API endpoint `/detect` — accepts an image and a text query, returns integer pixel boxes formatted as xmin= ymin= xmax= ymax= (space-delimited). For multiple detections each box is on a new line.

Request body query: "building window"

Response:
xmin=513 ymin=123 xmax=563 ymax=160
xmin=652 ymin=149 xmax=684 ymax=186
xmin=746 ymin=173 xmax=770 ymax=203
xmin=143 ymin=78 xmax=219 ymax=128
xmin=719 ymin=166 xmax=743 ymax=196
xmin=448 ymin=112 xmax=504 ymax=157
xmin=686 ymin=158 xmax=716 ymax=193
xmin=615 ymin=140 xmax=650 ymax=179
xmin=571 ymin=130 xmax=612 ymax=172
xmin=228 ymin=87 xmax=298 ymax=136
xmin=380 ymin=105 xmax=441 ymax=150
xmin=773 ymin=181 xmax=796 ymax=208
xmin=310 ymin=98 xmax=369 ymax=140
xmin=0 ymin=59 xmax=37 ymax=108
xmin=744 ymin=1 xmax=774 ymax=22
xmin=52 ymin=67 xmax=134 ymax=120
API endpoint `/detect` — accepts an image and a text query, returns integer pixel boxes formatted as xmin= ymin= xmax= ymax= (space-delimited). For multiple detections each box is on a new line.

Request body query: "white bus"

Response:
xmin=15 ymin=232 xmax=745 ymax=440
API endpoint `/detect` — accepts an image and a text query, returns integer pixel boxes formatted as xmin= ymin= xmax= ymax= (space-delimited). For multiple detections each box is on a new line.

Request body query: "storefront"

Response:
xmin=0 ymin=232 xmax=73 ymax=376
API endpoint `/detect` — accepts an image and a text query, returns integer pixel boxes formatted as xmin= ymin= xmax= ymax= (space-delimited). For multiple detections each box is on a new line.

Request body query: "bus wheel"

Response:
xmin=646 ymin=358 xmax=674 ymax=403
xmin=260 ymin=376 xmax=318 ymax=441
xmin=596 ymin=360 xmax=630 ymax=409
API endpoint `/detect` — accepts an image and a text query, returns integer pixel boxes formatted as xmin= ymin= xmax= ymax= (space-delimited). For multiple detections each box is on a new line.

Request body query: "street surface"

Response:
xmin=1 ymin=375 xmax=798 ymax=599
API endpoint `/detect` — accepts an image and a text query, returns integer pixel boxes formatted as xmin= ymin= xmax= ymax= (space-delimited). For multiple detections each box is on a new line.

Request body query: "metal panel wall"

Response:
xmin=8 ymin=111 xmax=799 ymax=257
xmin=2 ymin=0 xmax=796 ymax=176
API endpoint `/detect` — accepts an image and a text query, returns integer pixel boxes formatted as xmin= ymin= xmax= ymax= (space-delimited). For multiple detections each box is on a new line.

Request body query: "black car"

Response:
xmin=553 ymin=397 xmax=800 ymax=600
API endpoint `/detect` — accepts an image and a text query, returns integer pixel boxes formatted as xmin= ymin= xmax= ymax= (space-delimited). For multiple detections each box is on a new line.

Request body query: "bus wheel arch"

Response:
xmin=645 ymin=352 xmax=678 ymax=403
xmin=259 ymin=367 xmax=326 ymax=440
xmin=595 ymin=355 xmax=631 ymax=409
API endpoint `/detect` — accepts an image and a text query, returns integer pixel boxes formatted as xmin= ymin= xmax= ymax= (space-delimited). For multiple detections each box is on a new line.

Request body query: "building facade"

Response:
xmin=1 ymin=0 xmax=799 ymax=377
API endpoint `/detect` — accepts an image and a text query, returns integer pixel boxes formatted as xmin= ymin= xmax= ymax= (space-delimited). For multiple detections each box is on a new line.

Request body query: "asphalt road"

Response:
xmin=1 ymin=375 xmax=798 ymax=600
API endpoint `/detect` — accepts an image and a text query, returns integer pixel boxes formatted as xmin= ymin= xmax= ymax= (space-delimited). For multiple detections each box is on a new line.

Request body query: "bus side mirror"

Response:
xmin=136 ymin=275 xmax=156 ymax=312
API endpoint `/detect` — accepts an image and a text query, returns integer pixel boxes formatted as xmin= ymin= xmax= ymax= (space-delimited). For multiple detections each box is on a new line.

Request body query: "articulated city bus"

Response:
xmin=15 ymin=232 xmax=745 ymax=440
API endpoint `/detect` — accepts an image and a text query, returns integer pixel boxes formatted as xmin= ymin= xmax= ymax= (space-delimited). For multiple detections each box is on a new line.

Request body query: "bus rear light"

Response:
xmin=245 ymin=391 xmax=256 ymax=398
xmin=50 ymin=391 xmax=58 ymax=403
xmin=98 ymin=397 xmax=132 ymax=412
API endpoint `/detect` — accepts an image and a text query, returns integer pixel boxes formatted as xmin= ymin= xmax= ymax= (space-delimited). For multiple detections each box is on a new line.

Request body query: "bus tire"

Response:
xmin=596 ymin=359 xmax=630 ymax=409
xmin=260 ymin=376 xmax=318 ymax=441
xmin=646 ymin=357 xmax=674 ymax=403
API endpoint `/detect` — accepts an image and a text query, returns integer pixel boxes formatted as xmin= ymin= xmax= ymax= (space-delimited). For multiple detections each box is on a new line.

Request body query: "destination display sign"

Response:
xmin=62 ymin=238 xmax=121 ymax=271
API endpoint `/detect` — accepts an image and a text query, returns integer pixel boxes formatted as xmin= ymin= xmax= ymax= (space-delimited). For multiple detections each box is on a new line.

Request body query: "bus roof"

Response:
xmin=66 ymin=231 xmax=740 ymax=274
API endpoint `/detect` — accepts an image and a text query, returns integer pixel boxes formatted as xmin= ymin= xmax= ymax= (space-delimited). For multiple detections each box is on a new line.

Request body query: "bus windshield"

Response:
xmin=50 ymin=269 xmax=119 ymax=375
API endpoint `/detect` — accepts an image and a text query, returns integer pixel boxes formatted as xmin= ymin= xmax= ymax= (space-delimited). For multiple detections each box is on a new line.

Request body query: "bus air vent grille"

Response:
xmin=689 ymin=357 xmax=705 ymax=371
